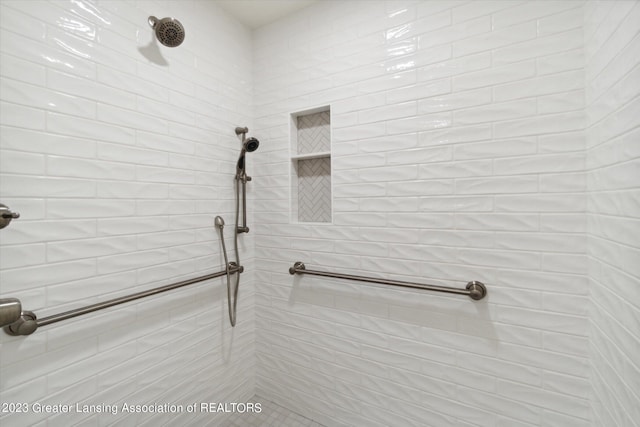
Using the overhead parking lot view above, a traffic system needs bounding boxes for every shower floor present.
[222,396,325,427]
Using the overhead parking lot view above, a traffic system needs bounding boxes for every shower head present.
[148,16,185,47]
[243,137,259,153]
[214,216,225,230]
[236,137,259,176]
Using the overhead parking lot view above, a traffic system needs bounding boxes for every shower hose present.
[216,178,243,327]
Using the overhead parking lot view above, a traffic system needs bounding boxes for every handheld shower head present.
[244,137,259,153]
[236,136,260,176]
[148,16,185,47]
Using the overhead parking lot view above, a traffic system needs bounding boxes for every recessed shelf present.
[290,107,332,224]
[291,151,331,161]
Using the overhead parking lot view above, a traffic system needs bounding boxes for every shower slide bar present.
[1,263,243,336]
[288,262,487,300]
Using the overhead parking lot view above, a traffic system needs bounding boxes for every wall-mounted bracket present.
[0,298,22,328]
[0,203,20,229]
[5,311,38,336]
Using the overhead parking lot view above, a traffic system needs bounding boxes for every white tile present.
[491,1,580,29]
[47,112,135,144]
[494,153,585,175]
[1,77,95,118]
[454,137,537,160]
[47,69,135,109]
[418,16,491,51]
[47,236,137,263]
[386,179,454,196]
[492,28,583,66]
[497,194,587,212]
[419,195,494,212]
[453,98,536,126]
[0,28,96,78]
[498,306,588,335]
[0,126,97,158]
[541,253,587,274]
[0,53,46,85]
[358,101,416,124]
[419,159,492,179]
[97,103,168,134]
[458,247,540,269]
[0,259,96,293]
[538,6,584,35]
[498,342,589,377]
[497,379,590,418]
[5,0,638,425]
[540,172,586,193]
[419,52,492,82]
[494,111,585,138]
[47,156,136,181]
[136,165,195,184]
[455,175,538,194]
[494,70,584,102]
[453,60,536,91]
[0,100,45,129]
[0,3,47,41]
[455,212,537,231]
[453,21,537,57]
[418,87,491,114]
[0,174,95,198]
[495,231,586,253]
[386,76,452,105]
[47,199,136,219]
[537,48,584,76]
[538,89,585,114]
[359,165,418,182]
[452,1,517,24]
[0,150,45,175]
[420,123,492,146]
[538,131,585,153]
[386,146,452,165]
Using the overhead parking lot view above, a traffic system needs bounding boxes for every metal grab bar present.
[3,264,244,336]
[288,262,487,301]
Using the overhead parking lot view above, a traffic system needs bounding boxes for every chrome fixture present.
[213,127,260,327]
[215,216,240,326]
[3,266,243,336]
[0,203,20,229]
[289,262,487,300]
[148,16,185,47]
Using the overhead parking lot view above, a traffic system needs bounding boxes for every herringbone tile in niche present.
[298,157,331,223]
[297,111,330,154]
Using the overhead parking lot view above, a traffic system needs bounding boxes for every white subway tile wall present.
[585,1,640,426]
[253,1,599,426]
[0,1,255,426]
[1,0,639,426]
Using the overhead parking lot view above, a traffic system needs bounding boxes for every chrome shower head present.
[148,16,185,47]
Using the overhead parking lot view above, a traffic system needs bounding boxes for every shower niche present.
[290,106,332,224]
